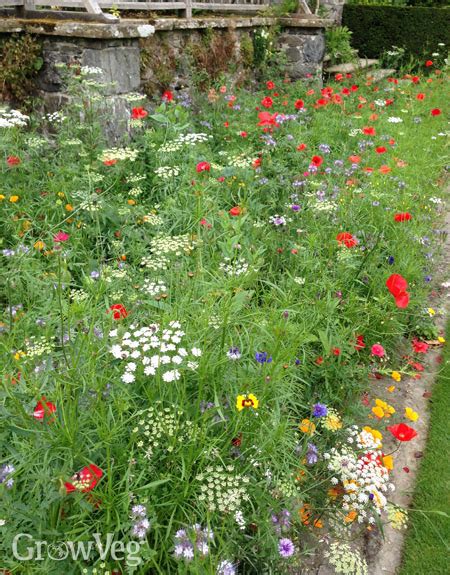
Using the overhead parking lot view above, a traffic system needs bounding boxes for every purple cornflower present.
[388,256,395,265]
[90,270,100,279]
[0,464,15,489]
[290,204,301,212]
[2,249,15,257]
[278,538,295,558]
[217,560,236,575]
[312,403,328,417]
[255,351,272,364]
[306,443,319,465]
[227,347,241,361]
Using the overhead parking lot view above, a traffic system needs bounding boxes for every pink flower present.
[371,344,385,357]
[53,231,70,243]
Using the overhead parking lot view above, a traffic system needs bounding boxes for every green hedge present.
[342,5,450,59]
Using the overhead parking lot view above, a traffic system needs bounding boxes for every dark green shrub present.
[342,5,449,59]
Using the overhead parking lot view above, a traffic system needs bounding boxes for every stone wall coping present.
[153,16,333,31]
[0,17,156,39]
[0,15,332,39]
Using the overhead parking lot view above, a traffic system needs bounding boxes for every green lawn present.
[400,322,450,574]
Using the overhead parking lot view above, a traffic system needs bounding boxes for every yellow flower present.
[299,418,316,435]
[438,336,445,343]
[373,398,395,418]
[427,307,435,316]
[0,194,5,201]
[372,406,385,419]
[34,240,45,250]
[391,371,401,382]
[322,408,342,431]
[9,195,19,203]
[236,393,259,411]
[58,192,65,198]
[14,350,26,360]
[387,385,396,393]
[65,204,74,211]
[127,199,136,206]
[382,455,394,470]
[405,407,419,422]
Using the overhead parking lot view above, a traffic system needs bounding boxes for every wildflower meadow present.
[0,62,448,574]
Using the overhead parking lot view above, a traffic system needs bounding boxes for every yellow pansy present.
[236,393,259,412]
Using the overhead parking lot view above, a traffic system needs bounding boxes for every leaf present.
[150,113,169,125]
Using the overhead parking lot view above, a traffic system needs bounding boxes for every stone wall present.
[0,15,331,140]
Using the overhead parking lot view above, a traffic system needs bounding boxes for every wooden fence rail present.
[0,0,295,20]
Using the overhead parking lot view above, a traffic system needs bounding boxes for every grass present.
[400,321,450,574]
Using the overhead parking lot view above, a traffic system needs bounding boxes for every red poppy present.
[431,108,441,116]
[387,423,417,442]
[65,464,103,494]
[103,159,117,166]
[375,146,387,154]
[131,107,148,120]
[6,156,20,166]
[229,206,241,216]
[297,143,307,151]
[108,304,128,320]
[162,90,173,102]
[196,161,210,173]
[335,73,343,81]
[416,93,425,100]
[386,274,410,308]
[332,347,341,356]
[266,81,275,90]
[336,232,358,248]
[252,158,262,169]
[257,112,279,128]
[33,397,56,421]
[394,213,412,222]
[348,155,361,164]
[355,334,366,350]
[261,96,273,109]
[199,218,211,228]
[311,155,323,167]
[294,99,304,110]
[425,60,433,67]
[412,339,429,354]
[315,356,324,365]
[363,127,376,136]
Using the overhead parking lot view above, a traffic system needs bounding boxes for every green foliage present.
[240,33,255,68]
[342,5,450,60]
[325,26,357,65]
[0,34,43,106]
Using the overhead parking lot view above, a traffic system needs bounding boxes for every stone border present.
[0,15,332,38]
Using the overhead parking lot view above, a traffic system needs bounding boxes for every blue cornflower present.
[312,403,328,417]
[255,351,272,364]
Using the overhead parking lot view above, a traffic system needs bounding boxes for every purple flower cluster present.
[0,464,15,489]
[306,443,319,466]
[130,504,150,539]
[174,524,214,562]
[227,346,242,361]
[271,509,291,535]
[217,559,236,575]
[255,351,272,364]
